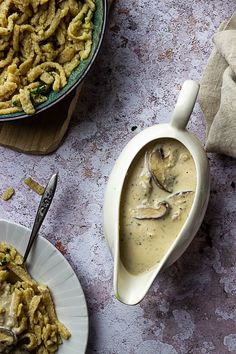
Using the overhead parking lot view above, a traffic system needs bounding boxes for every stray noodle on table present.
[0,0,95,115]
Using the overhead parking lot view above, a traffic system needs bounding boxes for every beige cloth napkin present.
[198,12,236,158]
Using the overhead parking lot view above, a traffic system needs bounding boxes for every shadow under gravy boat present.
[103,80,210,305]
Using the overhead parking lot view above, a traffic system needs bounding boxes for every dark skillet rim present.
[0,0,108,122]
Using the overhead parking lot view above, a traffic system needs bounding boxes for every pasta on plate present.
[0,0,95,115]
[0,242,70,354]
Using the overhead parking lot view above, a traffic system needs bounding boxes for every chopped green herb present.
[32,94,47,105]
[11,98,21,107]
[30,83,50,97]
[0,257,8,266]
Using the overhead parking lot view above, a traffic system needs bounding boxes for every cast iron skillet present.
[0,0,108,122]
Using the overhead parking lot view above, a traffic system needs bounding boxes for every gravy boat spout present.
[103,80,210,305]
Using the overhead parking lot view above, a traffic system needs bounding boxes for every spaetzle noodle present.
[0,0,95,115]
[0,242,71,353]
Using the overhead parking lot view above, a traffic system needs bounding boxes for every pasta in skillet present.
[0,0,95,115]
[0,242,70,353]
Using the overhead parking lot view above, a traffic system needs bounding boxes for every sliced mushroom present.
[167,190,194,203]
[138,152,153,197]
[167,191,194,218]
[132,201,170,220]
[148,146,176,193]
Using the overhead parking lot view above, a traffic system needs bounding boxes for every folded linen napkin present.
[198,12,236,158]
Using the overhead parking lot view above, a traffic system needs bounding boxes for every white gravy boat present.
[103,80,210,305]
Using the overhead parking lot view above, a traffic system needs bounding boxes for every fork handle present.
[23,173,58,263]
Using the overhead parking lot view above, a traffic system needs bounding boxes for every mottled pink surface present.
[1,1,236,353]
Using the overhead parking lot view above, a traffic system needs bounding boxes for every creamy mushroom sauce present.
[0,283,15,353]
[120,138,196,274]
[0,284,42,354]
[0,283,15,328]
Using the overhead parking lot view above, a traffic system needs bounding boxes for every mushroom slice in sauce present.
[132,201,170,220]
[148,146,176,193]
[167,191,195,220]
[167,190,194,203]
[138,152,153,198]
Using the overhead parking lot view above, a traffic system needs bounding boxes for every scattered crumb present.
[24,177,45,195]
[131,126,137,131]
[1,187,15,201]
[55,240,67,255]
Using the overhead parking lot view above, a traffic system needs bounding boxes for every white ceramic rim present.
[0,219,88,354]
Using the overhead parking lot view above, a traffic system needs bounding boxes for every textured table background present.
[1,1,236,353]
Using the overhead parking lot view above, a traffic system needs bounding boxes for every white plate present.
[0,219,88,354]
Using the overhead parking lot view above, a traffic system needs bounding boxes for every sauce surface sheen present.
[120,138,196,274]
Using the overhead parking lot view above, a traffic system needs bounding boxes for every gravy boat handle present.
[170,80,199,130]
